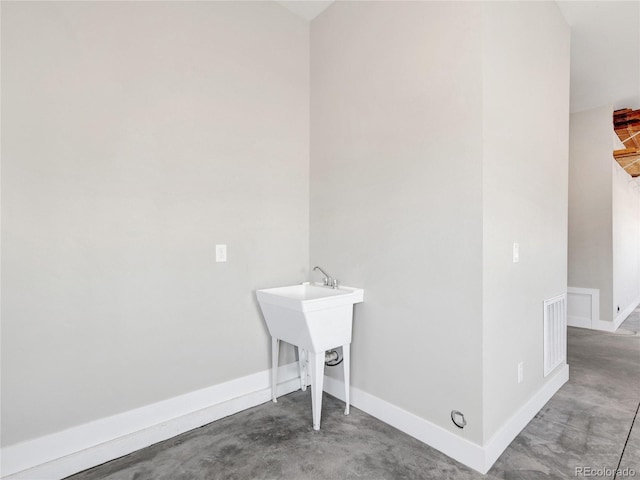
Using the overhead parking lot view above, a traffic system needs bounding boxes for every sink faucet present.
[313,266,339,289]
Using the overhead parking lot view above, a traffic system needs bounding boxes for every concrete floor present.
[68,312,640,480]
[619,307,640,335]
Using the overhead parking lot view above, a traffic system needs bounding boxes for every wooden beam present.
[614,148,640,159]
[613,108,640,176]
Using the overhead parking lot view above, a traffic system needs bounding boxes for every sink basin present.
[256,282,363,351]
[257,283,362,308]
[256,281,364,430]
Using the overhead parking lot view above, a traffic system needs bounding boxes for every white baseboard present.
[1,363,302,480]
[613,295,640,329]
[324,364,569,475]
[593,316,623,332]
[483,363,569,469]
[567,315,591,329]
[322,376,486,473]
[568,287,640,332]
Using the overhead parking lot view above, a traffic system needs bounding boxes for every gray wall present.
[2,0,574,456]
[568,105,640,324]
[1,1,309,446]
[612,161,640,319]
[311,1,485,444]
[310,0,569,446]
[568,106,615,321]
[481,1,570,442]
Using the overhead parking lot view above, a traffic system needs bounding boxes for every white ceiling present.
[557,1,640,113]
[276,1,640,113]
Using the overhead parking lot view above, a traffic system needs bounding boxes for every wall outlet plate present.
[513,242,520,263]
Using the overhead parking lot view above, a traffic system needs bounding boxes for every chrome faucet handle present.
[314,266,330,285]
[314,266,338,288]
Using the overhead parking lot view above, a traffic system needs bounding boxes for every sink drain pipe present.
[325,349,343,367]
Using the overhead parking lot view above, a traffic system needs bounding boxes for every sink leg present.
[343,344,350,415]
[298,347,307,391]
[310,351,325,430]
[271,337,279,403]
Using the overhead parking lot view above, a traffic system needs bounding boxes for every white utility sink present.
[256,282,364,430]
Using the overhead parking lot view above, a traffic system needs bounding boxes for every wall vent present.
[543,293,567,377]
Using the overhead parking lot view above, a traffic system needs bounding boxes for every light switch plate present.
[517,362,524,383]
[216,244,227,262]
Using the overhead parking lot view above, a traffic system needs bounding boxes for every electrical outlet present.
[216,244,227,262]
[517,362,524,384]
[513,243,520,263]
